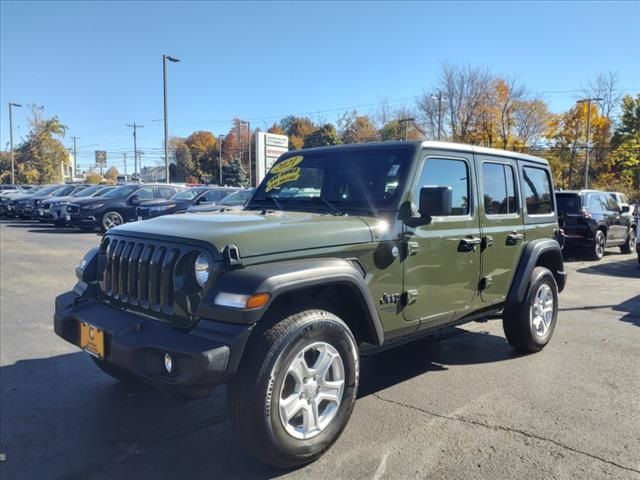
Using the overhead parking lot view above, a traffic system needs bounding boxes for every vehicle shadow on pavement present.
[358,327,515,398]
[575,257,640,278]
[27,227,99,235]
[0,329,514,479]
[559,294,640,327]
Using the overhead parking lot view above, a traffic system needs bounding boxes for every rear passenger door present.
[476,156,524,304]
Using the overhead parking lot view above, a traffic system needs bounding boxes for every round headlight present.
[194,253,210,287]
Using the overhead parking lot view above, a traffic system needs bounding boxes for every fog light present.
[164,353,173,373]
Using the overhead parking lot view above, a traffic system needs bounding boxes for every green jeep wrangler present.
[54,141,566,468]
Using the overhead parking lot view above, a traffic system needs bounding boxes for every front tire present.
[589,229,606,260]
[100,211,124,232]
[229,309,359,469]
[621,227,635,254]
[503,266,559,353]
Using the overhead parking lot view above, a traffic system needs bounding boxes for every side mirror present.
[621,205,630,213]
[129,194,140,205]
[419,186,452,218]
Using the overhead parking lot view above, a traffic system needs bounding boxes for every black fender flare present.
[197,258,384,345]
[507,239,566,305]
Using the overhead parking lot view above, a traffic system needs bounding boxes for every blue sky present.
[1,0,639,171]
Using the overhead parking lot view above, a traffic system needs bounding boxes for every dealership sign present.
[256,132,289,184]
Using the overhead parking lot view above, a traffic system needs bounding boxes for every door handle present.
[506,232,524,245]
[459,237,482,252]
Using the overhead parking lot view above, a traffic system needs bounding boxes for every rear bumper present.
[54,290,253,397]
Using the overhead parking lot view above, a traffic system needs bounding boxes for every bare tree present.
[513,98,552,147]
[583,71,622,122]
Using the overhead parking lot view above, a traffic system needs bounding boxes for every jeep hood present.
[114,210,374,258]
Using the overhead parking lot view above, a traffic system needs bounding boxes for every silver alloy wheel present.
[530,283,554,337]
[278,341,345,440]
[102,212,123,230]
[595,231,605,258]
[629,229,636,250]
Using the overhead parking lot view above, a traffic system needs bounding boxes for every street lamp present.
[218,134,224,186]
[8,102,22,185]
[576,97,603,189]
[239,120,251,187]
[430,91,446,141]
[163,54,180,183]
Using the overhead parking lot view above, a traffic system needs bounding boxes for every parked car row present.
[556,189,637,261]
[1,182,255,233]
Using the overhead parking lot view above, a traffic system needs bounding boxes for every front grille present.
[97,234,218,326]
[67,205,79,214]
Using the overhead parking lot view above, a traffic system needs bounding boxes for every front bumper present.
[54,290,254,397]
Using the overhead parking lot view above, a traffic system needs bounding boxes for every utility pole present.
[126,123,143,177]
[163,54,180,184]
[576,97,603,189]
[8,102,22,185]
[218,134,224,186]
[123,153,127,176]
[71,136,78,177]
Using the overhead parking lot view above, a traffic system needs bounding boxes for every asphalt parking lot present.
[1,219,639,480]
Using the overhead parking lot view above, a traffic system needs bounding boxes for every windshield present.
[100,185,139,199]
[249,146,414,213]
[219,188,255,206]
[94,186,115,197]
[52,185,77,197]
[35,185,64,196]
[73,185,103,197]
[172,188,204,201]
[556,193,582,213]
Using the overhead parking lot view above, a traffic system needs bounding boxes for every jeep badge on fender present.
[54,141,566,469]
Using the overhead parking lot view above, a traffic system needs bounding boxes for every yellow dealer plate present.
[80,322,105,359]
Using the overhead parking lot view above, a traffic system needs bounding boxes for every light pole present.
[239,120,251,187]
[576,97,603,189]
[8,102,22,185]
[398,118,415,141]
[431,92,445,141]
[218,134,224,186]
[163,54,180,183]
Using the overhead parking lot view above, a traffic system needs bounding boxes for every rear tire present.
[229,309,359,469]
[503,266,558,353]
[620,227,635,254]
[589,229,606,260]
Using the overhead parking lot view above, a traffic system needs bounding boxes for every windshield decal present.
[266,167,301,192]
[270,155,303,175]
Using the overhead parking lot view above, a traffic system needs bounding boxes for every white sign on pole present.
[256,132,289,184]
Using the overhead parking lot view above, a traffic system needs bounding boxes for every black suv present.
[136,186,239,220]
[556,190,635,260]
[10,184,64,219]
[66,184,183,232]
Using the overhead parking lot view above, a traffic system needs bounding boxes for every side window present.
[482,162,517,215]
[522,166,553,215]
[157,187,174,199]
[135,187,154,200]
[416,158,470,216]
[587,194,602,212]
[604,194,619,212]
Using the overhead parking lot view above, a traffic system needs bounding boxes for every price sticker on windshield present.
[266,167,301,192]
[270,155,303,174]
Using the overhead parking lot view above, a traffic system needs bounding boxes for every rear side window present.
[203,190,227,202]
[522,166,553,215]
[556,194,581,213]
[135,187,154,200]
[482,162,517,215]
[157,187,175,199]
[416,158,470,216]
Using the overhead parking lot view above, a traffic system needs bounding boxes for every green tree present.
[222,158,248,187]
[611,94,640,148]
[14,105,68,184]
[303,124,340,148]
[170,137,197,182]
[185,131,218,180]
